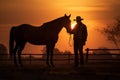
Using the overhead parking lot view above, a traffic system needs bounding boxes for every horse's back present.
[13,23,58,45]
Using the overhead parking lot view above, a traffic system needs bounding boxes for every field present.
[0,61,120,80]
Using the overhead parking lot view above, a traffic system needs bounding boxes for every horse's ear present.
[68,14,71,18]
[64,14,67,17]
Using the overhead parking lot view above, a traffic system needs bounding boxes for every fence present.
[85,48,120,63]
[0,48,120,65]
[0,53,74,65]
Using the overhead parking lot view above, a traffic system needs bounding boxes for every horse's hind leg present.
[18,42,26,67]
[13,44,19,67]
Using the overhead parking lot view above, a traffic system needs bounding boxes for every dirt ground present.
[0,62,120,80]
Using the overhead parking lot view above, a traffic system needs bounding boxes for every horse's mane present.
[41,16,64,28]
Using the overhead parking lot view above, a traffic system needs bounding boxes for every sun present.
[71,22,77,30]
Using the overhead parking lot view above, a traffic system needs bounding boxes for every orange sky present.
[0,0,120,54]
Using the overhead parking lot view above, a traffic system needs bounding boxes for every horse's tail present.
[9,27,16,59]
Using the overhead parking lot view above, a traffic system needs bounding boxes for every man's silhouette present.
[70,16,88,67]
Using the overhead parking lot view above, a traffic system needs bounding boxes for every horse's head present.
[63,14,71,33]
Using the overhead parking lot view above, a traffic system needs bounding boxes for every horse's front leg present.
[50,44,55,67]
[46,45,51,67]
[50,50,55,67]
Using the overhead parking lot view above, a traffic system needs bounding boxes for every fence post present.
[29,54,32,64]
[86,48,89,64]
[68,53,70,64]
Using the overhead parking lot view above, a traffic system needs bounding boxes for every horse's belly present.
[27,36,58,45]
[28,38,48,45]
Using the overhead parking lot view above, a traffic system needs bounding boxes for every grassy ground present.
[0,62,120,80]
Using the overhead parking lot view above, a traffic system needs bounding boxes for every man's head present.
[74,16,83,22]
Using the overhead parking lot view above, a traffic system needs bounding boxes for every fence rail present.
[0,53,74,64]
[85,48,120,63]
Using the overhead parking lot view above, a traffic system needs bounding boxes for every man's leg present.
[79,45,84,65]
[74,40,79,67]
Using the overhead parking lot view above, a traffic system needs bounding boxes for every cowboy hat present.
[74,16,83,21]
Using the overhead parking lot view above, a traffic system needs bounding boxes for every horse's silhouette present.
[9,14,71,67]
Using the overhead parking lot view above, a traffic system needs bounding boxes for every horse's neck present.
[40,20,64,35]
[52,22,64,35]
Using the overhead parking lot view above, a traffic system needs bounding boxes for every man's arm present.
[83,25,88,41]
[69,24,78,34]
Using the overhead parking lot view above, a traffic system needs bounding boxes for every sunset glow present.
[71,23,77,30]
[0,0,120,53]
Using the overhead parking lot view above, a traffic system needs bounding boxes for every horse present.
[9,14,71,67]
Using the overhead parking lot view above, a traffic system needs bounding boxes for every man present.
[70,16,88,67]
